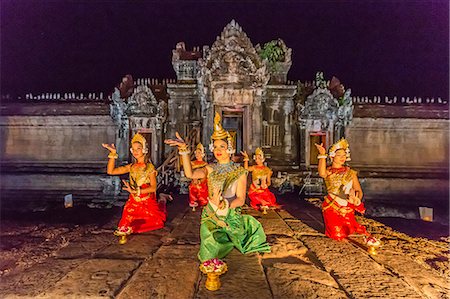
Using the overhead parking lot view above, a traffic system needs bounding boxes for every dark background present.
[1,0,448,98]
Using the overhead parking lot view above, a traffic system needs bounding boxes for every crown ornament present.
[328,138,351,161]
[209,112,235,154]
[131,133,148,153]
[196,143,206,157]
[211,112,231,141]
[254,147,265,160]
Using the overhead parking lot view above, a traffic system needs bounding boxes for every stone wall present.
[1,115,116,165]
[0,109,118,208]
[346,117,449,175]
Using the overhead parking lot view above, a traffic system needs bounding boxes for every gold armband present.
[178,145,191,156]
[317,154,327,159]
[108,152,118,159]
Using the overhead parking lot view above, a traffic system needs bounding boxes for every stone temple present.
[0,20,448,224]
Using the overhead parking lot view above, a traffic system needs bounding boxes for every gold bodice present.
[251,166,272,180]
[207,162,247,199]
[129,163,156,188]
[324,167,356,195]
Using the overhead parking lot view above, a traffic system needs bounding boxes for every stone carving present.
[198,19,270,97]
[297,72,353,131]
[172,42,200,82]
[126,85,159,116]
[110,79,168,166]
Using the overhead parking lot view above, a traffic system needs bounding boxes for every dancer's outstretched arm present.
[102,143,130,175]
[164,132,207,179]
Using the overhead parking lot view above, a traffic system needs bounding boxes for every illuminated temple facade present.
[1,21,448,222]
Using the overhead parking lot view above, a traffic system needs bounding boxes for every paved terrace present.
[0,195,448,299]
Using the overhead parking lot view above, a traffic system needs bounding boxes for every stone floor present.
[0,195,449,298]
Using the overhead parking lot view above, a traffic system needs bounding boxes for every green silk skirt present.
[198,203,271,262]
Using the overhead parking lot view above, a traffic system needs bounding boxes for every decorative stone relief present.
[198,19,270,102]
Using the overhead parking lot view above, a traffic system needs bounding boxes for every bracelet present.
[108,152,118,159]
[137,187,141,196]
[317,154,327,159]
[219,198,229,210]
[178,145,191,156]
[243,158,249,162]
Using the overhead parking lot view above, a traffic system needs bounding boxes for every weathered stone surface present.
[285,219,324,236]
[299,236,422,298]
[169,209,201,245]
[241,207,261,218]
[347,118,449,174]
[35,259,140,298]
[266,263,347,299]
[1,200,447,299]
[371,251,450,298]
[95,234,162,260]
[0,259,83,298]
[357,216,450,278]
[154,244,200,260]
[117,245,200,299]
[258,217,293,236]
[256,209,281,219]
[275,209,296,220]
[196,250,272,299]
[263,235,308,259]
[55,233,114,259]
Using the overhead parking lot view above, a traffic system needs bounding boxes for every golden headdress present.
[131,133,148,153]
[196,143,205,155]
[211,112,230,141]
[209,112,235,153]
[328,138,351,161]
[254,147,265,160]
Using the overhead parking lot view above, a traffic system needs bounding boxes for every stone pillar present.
[263,85,297,164]
[166,84,200,153]
[250,89,263,152]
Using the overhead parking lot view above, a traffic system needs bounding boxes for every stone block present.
[258,217,293,236]
[117,245,200,299]
[35,259,140,298]
[0,259,83,298]
[55,233,115,259]
[196,250,272,299]
[266,263,347,298]
[95,234,162,260]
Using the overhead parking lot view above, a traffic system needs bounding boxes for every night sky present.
[1,0,448,98]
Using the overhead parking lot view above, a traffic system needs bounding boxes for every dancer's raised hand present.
[164,132,187,148]
[102,143,117,153]
[314,143,326,155]
[240,150,249,160]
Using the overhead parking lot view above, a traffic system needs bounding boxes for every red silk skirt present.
[188,179,209,207]
[322,195,367,240]
[248,183,278,210]
[118,184,167,233]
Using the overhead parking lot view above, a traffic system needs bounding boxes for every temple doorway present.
[222,110,244,154]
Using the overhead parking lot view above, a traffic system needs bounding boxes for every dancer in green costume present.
[165,112,270,261]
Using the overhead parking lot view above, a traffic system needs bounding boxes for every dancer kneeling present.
[315,139,379,247]
[242,148,279,213]
[102,133,167,244]
[165,113,270,262]
[188,143,209,211]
